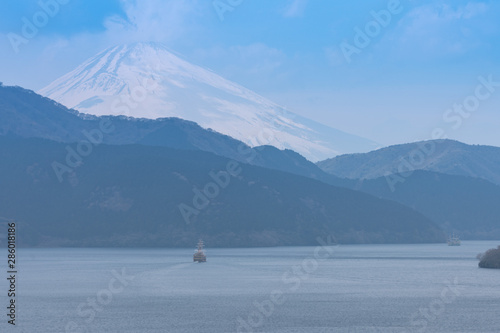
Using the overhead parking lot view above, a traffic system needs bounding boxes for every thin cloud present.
[193,43,287,79]
[378,1,492,60]
[104,0,204,44]
[283,0,308,18]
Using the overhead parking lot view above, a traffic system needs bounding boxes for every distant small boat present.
[447,233,461,246]
[193,239,207,262]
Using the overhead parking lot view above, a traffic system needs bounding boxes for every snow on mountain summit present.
[39,42,378,161]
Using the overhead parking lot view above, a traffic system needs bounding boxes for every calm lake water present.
[2,241,500,332]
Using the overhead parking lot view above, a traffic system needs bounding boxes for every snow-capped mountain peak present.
[39,42,378,161]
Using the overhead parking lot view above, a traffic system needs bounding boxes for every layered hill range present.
[0,84,342,183]
[38,42,378,162]
[2,83,500,245]
[0,84,442,247]
[317,140,500,185]
[317,141,500,239]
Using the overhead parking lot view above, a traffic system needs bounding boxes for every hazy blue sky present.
[0,0,499,146]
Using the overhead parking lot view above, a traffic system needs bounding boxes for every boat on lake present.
[193,239,207,262]
[447,233,461,246]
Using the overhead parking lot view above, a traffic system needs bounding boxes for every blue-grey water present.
[2,241,500,332]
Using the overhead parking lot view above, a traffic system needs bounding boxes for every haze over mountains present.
[2,41,500,247]
[38,42,378,162]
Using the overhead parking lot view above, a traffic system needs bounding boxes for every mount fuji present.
[39,42,378,161]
